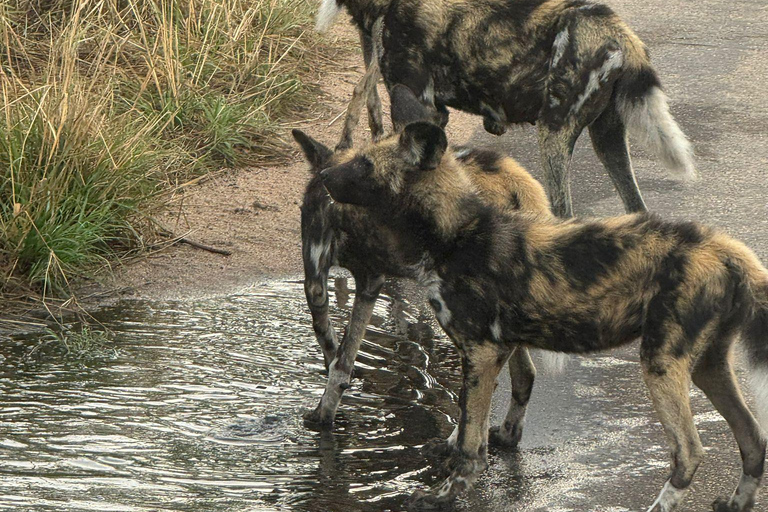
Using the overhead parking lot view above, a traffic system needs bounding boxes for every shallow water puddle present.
[1,280,463,512]
[1,280,743,512]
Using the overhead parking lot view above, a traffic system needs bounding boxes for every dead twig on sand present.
[156,229,233,256]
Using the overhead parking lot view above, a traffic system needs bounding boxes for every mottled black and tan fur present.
[316,0,696,217]
[319,120,768,512]
[295,86,550,448]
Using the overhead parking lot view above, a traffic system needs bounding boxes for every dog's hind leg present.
[589,101,648,213]
[489,345,536,449]
[361,30,384,142]
[304,272,386,426]
[541,27,625,217]
[409,341,511,508]
[693,345,765,512]
[538,125,579,218]
[336,29,384,151]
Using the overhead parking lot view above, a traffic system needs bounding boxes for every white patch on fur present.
[428,282,452,327]
[572,49,624,114]
[421,78,435,105]
[619,86,697,181]
[310,241,330,271]
[414,264,452,327]
[447,425,459,447]
[551,28,570,67]
[537,351,569,374]
[454,147,472,159]
[315,0,342,32]
[646,481,688,512]
[490,317,502,341]
[748,367,768,435]
[730,472,761,510]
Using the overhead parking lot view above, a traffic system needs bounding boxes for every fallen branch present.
[157,229,232,256]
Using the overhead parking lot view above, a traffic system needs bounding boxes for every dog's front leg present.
[304,273,385,427]
[408,341,510,509]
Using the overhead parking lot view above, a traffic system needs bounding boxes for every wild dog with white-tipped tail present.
[319,120,767,512]
[315,0,697,218]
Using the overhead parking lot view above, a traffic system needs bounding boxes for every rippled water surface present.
[2,278,750,512]
[1,280,464,512]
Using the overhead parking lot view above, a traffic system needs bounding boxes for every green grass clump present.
[0,0,320,297]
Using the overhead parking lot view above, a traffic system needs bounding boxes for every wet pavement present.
[3,0,768,510]
[461,0,768,509]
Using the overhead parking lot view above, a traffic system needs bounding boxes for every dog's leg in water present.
[303,238,337,369]
[304,273,385,426]
[408,341,511,509]
[692,345,765,512]
[588,102,648,213]
[489,346,536,449]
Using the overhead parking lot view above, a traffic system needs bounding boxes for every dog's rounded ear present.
[399,122,448,171]
[292,129,333,170]
[390,84,436,132]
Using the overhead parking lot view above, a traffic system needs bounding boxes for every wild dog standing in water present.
[319,120,768,512]
[316,0,696,217]
[295,86,552,450]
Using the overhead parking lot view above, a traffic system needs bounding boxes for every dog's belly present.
[506,307,644,354]
[434,69,545,126]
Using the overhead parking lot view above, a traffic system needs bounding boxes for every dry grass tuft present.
[1,0,322,300]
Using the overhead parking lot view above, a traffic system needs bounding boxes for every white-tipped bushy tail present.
[537,351,569,374]
[619,86,697,181]
[315,0,342,32]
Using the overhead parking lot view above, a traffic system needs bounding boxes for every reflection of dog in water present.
[295,85,551,455]
[318,112,768,512]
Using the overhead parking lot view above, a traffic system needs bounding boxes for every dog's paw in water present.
[302,406,334,430]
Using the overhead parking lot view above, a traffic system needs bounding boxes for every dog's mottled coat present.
[319,120,768,512]
[317,0,696,217]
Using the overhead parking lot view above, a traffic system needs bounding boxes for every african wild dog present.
[316,0,696,218]
[318,119,768,512]
[296,85,551,450]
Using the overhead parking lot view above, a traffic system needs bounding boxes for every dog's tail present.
[315,0,343,32]
[615,64,697,181]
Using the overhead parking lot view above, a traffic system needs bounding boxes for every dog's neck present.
[406,155,483,240]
